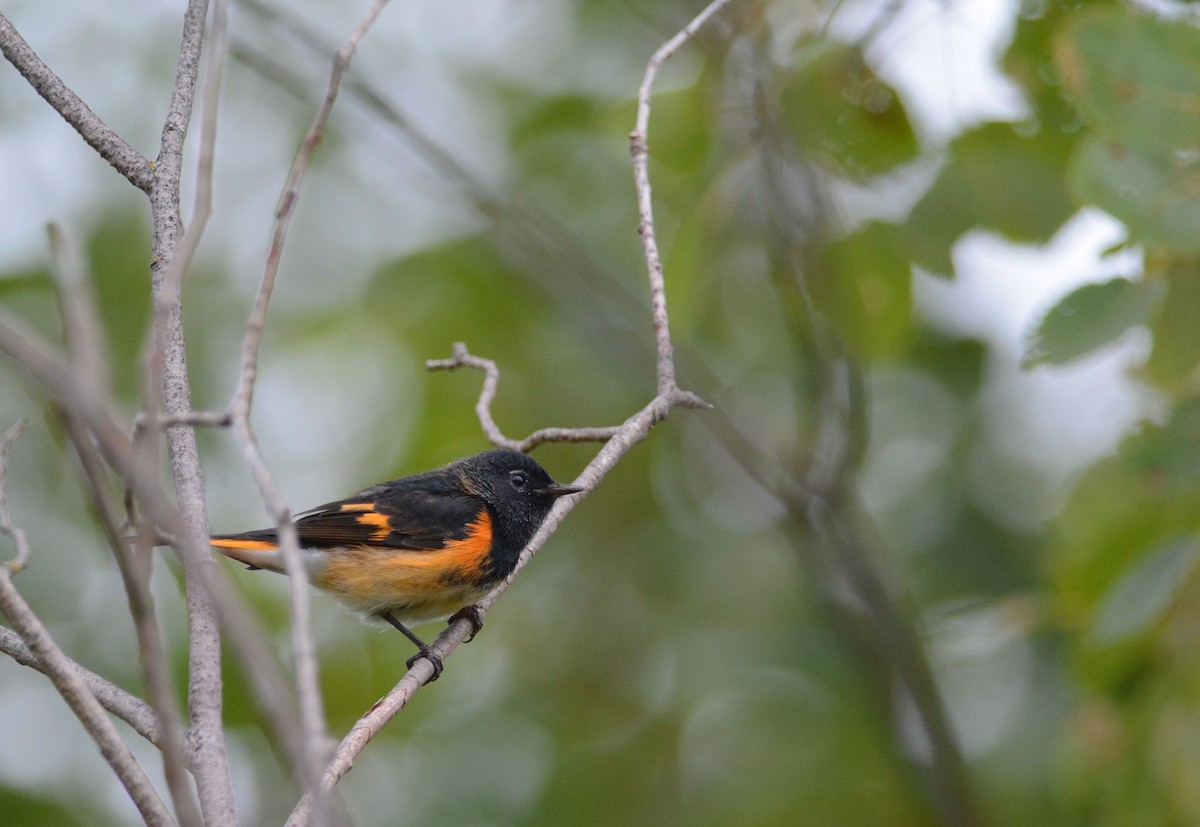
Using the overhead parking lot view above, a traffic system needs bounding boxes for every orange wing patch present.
[339,503,374,512]
[353,510,392,541]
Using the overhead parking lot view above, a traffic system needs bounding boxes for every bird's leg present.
[380,611,442,680]
[447,605,484,643]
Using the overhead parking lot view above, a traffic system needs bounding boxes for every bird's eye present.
[510,471,528,491]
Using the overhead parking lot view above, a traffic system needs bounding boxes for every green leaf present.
[1092,537,1199,644]
[1023,277,1164,367]
[779,39,918,180]
[1056,8,1200,252]
[1069,136,1200,253]
[906,123,1076,275]
[1056,8,1200,161]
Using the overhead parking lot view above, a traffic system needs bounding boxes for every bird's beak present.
[538,483,585,498]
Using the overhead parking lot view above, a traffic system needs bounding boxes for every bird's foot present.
[406,646,443,681]
[448,605,484,642]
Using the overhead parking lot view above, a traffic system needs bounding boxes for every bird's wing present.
[211,480,484,552]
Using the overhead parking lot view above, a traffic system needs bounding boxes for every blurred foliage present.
[1023,277,1162,367]
[3,1,1200,826]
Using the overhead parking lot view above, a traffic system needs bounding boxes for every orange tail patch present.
[210,538,285,573]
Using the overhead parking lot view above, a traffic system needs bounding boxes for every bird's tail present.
[209,534,286,573]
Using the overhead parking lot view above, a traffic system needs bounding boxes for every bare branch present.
[146,2,242,820]
[0,461,175,825]
[630,0,731,400]
[126,10,229,822]
[217,1,393,813]
[0,12,155,192]
[55,407,202,827]
[426,343,623,451]
[0,625,170,749]
[233,0,391,415]
[1,14,239,806]
[45,220,199,825]
[0,305,315,798]
[158,0,231,314]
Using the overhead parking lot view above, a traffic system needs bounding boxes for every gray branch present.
[0,12,154,192]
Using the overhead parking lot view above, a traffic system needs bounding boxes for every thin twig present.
[221,1,392,813]
[0,456,176,826]
[0,305,313,793]
[426,343,623,451]
[57,408,202,827]
[630,0,732,400]
[0,625,170,749]
[46,224,201,827]
[0,12,155,192]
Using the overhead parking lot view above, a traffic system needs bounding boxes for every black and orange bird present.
[210,449,583,678]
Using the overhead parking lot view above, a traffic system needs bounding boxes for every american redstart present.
[210,448,583,678]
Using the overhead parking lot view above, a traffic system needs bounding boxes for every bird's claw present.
[406,646,444,681]
[448,605,484,642]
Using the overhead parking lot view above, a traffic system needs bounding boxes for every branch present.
[0,423,175,826]
[630,0,732,400]
[0,311,319,826]
[0,305,313,800]
[46,223,201,827]
[58,407,202,827]
[0,12,155,192]
[212,1,394,812]
[285,396,670,827]
[147,2,241,821]
[0,625,170,750]
[426,343,623,451]
[0,576,176,826]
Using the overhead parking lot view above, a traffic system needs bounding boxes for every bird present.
[210,448,583,678]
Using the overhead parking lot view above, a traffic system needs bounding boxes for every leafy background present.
[2,0,1200,824]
